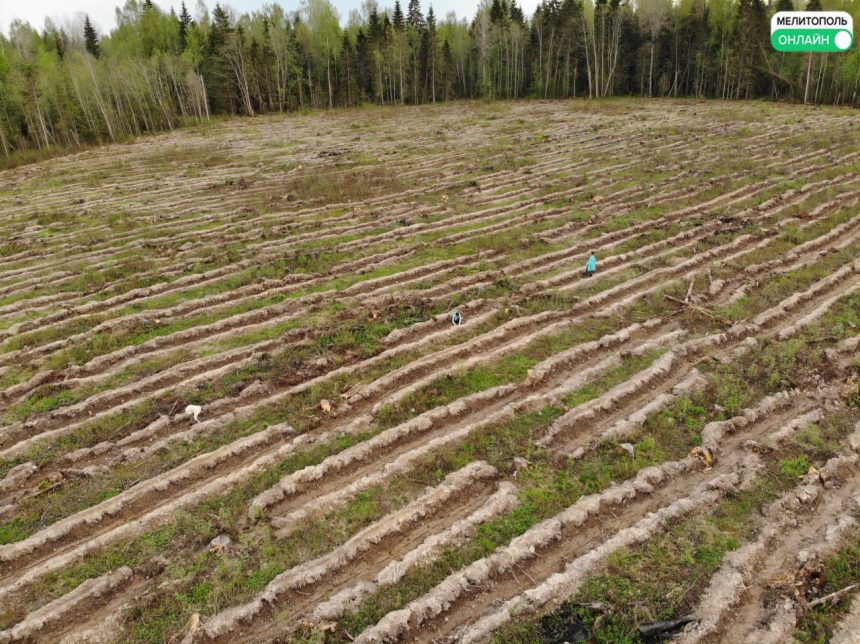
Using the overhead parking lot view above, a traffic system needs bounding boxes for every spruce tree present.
[509,0,525,23]
[424,6,437,102]
[733,0,768,98]
[490,0,504,24]
[441,38,453,99]
[83,15,100,58]
[339,31,359,106]
[179,1,192,50]
[393,0,405,31]
[368,8,383,42]
[355,29,371,98]
[210,4,231,46]
[407,0,423,28]
[205,4,234,113]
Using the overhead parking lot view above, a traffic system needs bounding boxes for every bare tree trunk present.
[143,65,174,130]
[388,57,394,104]
[670,34,680,96]
[377,56,384,105]
[0,116,10,157]
[70,73,98,136]
[326,53,333,109]
[198,71,210,120]
[273,49,284,111]
[545,30,554,97]
[118,70,144,133]
[563,48,570,96]
[399,45,404,104]
[413,45,419,102]
[29,84,51,149]
[814,52,826,103]
[85,59,116,142]
[346,53,353,107]
[537,24,543,94]
[649,40,654,97]
[582,18,593,98]
[431,43,436,103]
[512,33,518,97]
[170,67,188,118]
[599,9,606,92]
[852,58,860,105]
[603,10,622,96]
[592,15,600,94]
[672,33,679,95]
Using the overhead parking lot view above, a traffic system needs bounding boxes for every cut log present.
[638,614,698,637]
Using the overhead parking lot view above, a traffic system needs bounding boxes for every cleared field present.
[0,98,858,643]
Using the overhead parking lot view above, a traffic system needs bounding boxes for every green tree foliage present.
[407,0,424,28]
[393,1,405,31]
[83,16,100,58]
[178,2,192,50]
[0,0,859,159]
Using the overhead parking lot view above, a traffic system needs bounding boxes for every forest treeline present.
[0,0,858,158]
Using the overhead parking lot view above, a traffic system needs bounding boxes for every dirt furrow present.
[5,145,840,426]
[0,566,134,643]
[252,330,683,526]
[831,590,860,644]
[356,458,756,643]
[403,395,844,643]
[3,128,836,368]
[3,209,850,539]
[682,430,860,644]
[547,264,860,453]
[195,461,499,638]
[201,477,518,643]
[0,102,856,644]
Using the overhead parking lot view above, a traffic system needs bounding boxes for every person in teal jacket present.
[585,252,597,277]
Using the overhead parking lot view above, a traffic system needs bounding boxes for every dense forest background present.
[0,0,858,158]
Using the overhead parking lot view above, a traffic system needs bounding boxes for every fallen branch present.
[515,563,537,585]
[665,295,733,326]
[808,583,860,608]
[32,481,62,497]
[684,277,695,303]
